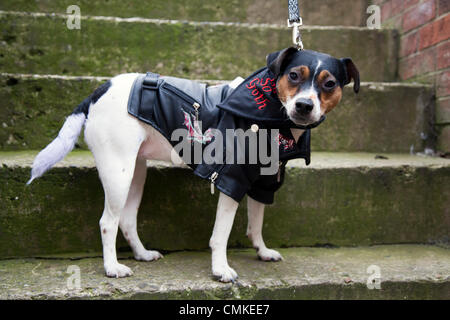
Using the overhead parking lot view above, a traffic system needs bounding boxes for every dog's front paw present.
[258,248,283,262]
[134,250,163,262]
[212,264,238,283]
[105,262,133,278]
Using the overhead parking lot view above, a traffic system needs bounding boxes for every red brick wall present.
[373,0,450,152]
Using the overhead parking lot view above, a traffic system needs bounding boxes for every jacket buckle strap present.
[142,72,160,90]
[139,72,160,120]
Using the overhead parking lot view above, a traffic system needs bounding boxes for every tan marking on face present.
[276,66,310,103]
[317,69,330,84]
[320,87,342,113]
[295,65,310,80]
[317,70,342,114]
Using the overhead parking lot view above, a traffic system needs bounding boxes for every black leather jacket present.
[127,69,314,204]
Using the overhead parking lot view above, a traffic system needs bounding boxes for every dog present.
[28,47,359,282]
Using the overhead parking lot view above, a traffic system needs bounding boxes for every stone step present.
[0,151,448,258]
[0,11,397,82]
[0,245,449,299]
[0,0,370,27]
[0,74,434,153]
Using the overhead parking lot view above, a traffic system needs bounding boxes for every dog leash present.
[287,0,304,50]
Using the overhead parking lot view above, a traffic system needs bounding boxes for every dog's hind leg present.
[119,157,163,262]
[86,120,145,277]
[93,146,141,278]
[83,73,155,277]
[247,196,283,262]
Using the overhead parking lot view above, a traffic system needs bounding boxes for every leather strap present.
[139,72,160,120]
[142,72,159,89]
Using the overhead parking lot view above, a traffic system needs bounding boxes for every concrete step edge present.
[1,151,449,170]
[0,10,383,30]
[0,72,432,89]
[0,245,449,299]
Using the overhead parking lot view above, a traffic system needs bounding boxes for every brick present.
[413,72,437,85]
[439,0,450,16]
[381,0,407,21]
[437,40,450,69]
[399,57,416,80]
[382,1,393,21]
[437,70,450,97]
[400,31,419,57]
[399,48,436,80]
[419,13,450,49]
[391,0,406,16]
[404,0,420,9]
[403,0,436,31]
[436,97,450,124]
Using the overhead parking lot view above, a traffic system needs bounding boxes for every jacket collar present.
[218,67,326,129]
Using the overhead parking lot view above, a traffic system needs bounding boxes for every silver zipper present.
[193,102,200,120]
[210,171,219,194]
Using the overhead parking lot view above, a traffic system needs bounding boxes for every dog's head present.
[267,47,360,127]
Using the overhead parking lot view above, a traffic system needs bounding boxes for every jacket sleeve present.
[247,162,286,205]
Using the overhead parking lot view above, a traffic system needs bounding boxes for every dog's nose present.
[295,98,314,115]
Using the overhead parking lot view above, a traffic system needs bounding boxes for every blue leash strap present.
[287,0,304,50]
[288,0,301,23]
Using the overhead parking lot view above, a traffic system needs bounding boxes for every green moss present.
[0,156,448,257]
[0,0,368,26]
[0,75,102,150]
[0,14,396,81]
[0,77,433,152]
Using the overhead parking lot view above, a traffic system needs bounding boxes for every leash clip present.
[287,19,304,50]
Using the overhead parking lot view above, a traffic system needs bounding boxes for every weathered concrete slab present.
[0,151,448,258]
[0,246,448,299]
[0,12,397,82]
[0,75,434,153]
[0,0,370,26]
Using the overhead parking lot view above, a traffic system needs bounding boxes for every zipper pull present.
[210,171,219,195]
[193,102,200,120]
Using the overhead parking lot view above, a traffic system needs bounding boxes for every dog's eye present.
[288,72,299,82]
[323,80,336,90]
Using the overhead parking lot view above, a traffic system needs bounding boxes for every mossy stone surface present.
[0,75,100,151]
[0,151,448,258]
[0,0,370,26]
[0,13,397,81]
[0,76,433,153]
[0,245,449,299]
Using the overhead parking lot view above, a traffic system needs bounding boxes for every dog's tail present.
[27,80,111,185]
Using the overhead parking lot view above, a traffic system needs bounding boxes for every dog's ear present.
[341,58,360,93]
[267,47,299,78]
